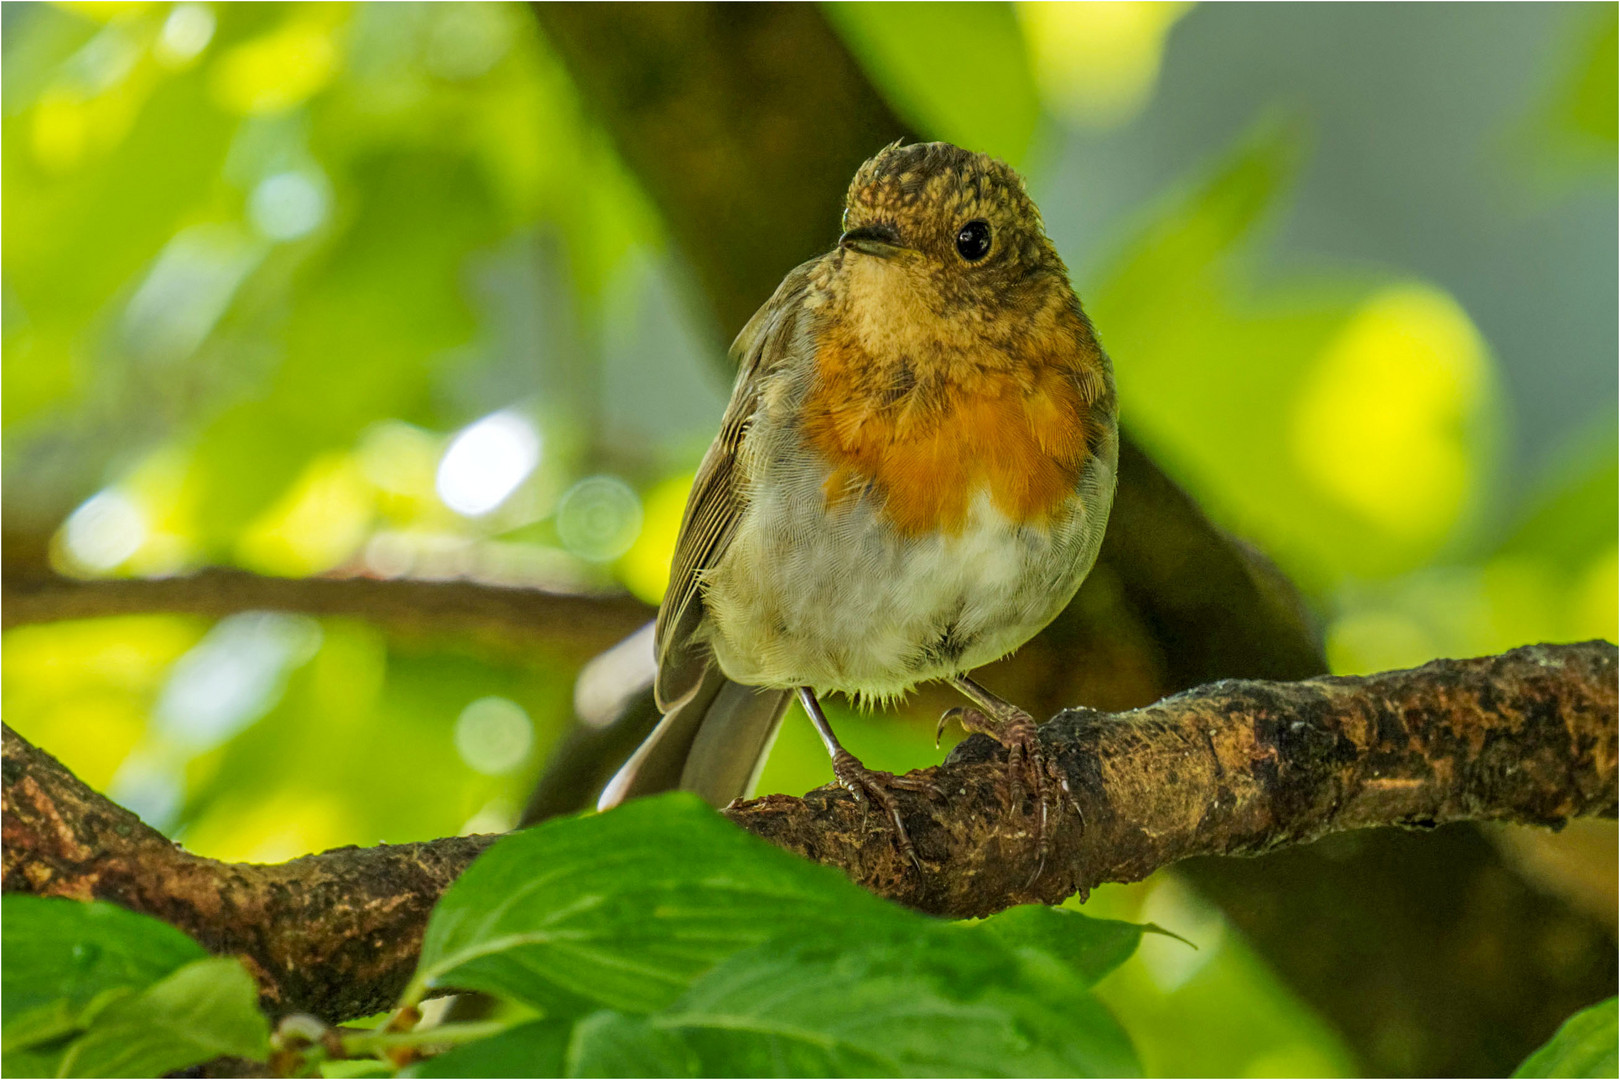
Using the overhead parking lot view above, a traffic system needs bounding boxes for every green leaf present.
[411,923,1139,1079]
[412,1015,700,1079]
[971,903,1163,987]
[1,896,208,1022]
[321,1061,395,1079]
[407,795,1143,1077]
[58,957,270,1078]
[2,988,135,1054]
[1514,997,1618,1079]
[570,1012,699,1078]
[410,793,916,1014]
[419,1013,697,1080]
[407,1020,572,1079]
[659,922,1141,1078]
[2,1045,71,1080]
[1496,423,1618,574]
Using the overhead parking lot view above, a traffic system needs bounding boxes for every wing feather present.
[653,265,813,709]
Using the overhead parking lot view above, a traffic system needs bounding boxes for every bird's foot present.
[938,701,1080,874]
[830,748,924,872]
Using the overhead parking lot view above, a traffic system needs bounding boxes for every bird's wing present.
[653,264,814,710]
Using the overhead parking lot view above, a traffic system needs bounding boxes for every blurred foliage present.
[824,3,1041,166]
[2,3,1615,1077]
[1079,879,1356,1078]
[1515,5,1619,187]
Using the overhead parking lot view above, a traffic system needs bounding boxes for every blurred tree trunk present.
[529,3,1617,1074]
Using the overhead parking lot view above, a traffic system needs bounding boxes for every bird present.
[599,141,1118,862]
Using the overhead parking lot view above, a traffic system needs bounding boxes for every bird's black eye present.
[955,219,992,262]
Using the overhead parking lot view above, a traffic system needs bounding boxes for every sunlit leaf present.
[661,923,1139,1077]
[407,1020,573,1079]
[58,956,269,1077]
[1290,283,1491,544]
[208,9,341,116]
[1,896,206,1022]
[1092,119,1502,585]
[1513,996,1618,1079]
[618,470,694,605]
[409,793,916,1014]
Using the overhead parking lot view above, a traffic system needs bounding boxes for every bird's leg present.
[939,675,1080,864]
[798,687,923,871]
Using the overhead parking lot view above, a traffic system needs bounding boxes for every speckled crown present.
[842,142,1042,235]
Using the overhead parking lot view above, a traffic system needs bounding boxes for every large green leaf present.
[411,925,1139,1078]
[1,896,207,1041]
[407,1020,573,1078]
[1,898,267,1078]
[409,1014,698,1080]
[1514,997,1618,1079]
[409,793,918,1014]
[568,1011,700,1078]
[58,956,268,1078]
[408,795,1148,1077]
[660,922,1138,1078]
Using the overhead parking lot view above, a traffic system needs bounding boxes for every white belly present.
[700,480,1104,702]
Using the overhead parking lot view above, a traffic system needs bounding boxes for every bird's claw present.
[937,702,1081,877]
[831,748,923,873]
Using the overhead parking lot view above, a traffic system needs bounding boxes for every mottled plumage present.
[603,142,1119,835]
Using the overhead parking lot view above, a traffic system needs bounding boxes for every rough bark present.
[1,723,500,1021]
[738,642,1618,911]
[5,643,1613,1024]
[0,722,500,1021]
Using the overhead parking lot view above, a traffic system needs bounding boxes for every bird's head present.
[837,141,1068,318]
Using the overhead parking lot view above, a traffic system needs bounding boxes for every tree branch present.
[1,721,501,1021]
[741,642,1617,912]
[5,642,1613,1023]
[0,567,652,662]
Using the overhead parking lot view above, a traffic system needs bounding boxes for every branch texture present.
[741,642,1617,911]
[4,642,1612,1023]
[0,723,499,1020]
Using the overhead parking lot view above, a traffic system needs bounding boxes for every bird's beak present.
[839,223,905,258]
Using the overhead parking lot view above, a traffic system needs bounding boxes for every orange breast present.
[801,328,1095,538]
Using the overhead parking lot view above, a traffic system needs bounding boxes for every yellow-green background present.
[4,4,1615,1076]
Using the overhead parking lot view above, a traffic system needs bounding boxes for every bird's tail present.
[598,664,791,810]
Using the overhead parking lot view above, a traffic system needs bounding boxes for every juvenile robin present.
[600,141,1118,861]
